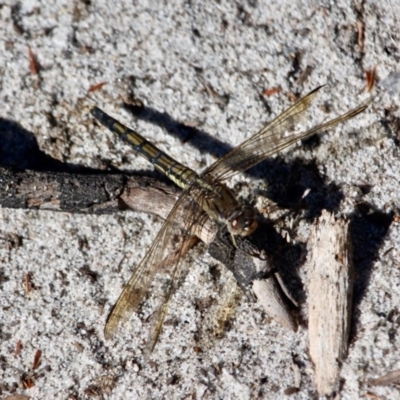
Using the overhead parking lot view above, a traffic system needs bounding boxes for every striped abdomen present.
[91,107,198,190]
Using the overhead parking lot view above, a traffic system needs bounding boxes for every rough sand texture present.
[1,1,399,399]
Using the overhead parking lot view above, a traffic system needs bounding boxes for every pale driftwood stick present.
[0,167,296,331]
[308,210,354,396]
[253,279,297,331]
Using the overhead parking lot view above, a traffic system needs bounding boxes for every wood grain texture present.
[308,210,354,396]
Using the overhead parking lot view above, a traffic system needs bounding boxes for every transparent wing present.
[104,184,204,344]
[142,191,206,359]
[204,87,372,181]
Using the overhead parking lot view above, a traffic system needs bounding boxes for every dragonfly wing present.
[104,185,203,342]
[142,237,194,359]
[204,87,372,182]
[142,192,206,359]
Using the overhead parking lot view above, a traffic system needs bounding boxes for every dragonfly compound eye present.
[228,206,258,236]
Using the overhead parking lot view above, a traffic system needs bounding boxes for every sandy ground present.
[1,1,400,399]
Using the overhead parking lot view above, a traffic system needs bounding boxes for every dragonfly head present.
[228,205,258,236]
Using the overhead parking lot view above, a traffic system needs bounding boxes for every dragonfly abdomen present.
[91,107,199,189]
[123,129,198,189]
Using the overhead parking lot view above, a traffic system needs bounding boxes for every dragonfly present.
[91,86,372,357]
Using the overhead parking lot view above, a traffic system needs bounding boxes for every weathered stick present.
[308,210,354,396]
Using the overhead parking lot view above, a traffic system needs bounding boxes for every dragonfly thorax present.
[200,181,258,237]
